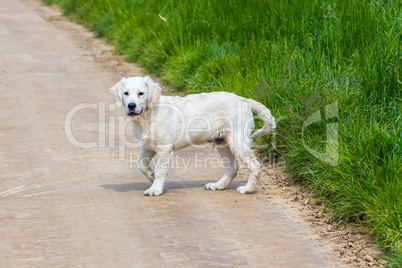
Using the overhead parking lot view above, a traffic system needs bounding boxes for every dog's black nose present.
[128,103,136,110]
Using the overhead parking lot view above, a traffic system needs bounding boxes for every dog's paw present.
[205,183,223,191]
[236,186,254,194]
[144,187,163,196]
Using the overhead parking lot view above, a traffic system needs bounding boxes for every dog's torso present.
[132,92,254,151]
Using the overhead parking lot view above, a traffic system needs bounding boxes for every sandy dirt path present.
[0,0,343,267]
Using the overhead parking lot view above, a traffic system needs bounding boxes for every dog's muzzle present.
[127,102,143,117]
[127,109,143,117]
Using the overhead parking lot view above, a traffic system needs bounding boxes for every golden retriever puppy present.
[110,76,275,196]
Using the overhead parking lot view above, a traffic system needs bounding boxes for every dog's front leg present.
[143,148,173,196]
[138,146,156,183]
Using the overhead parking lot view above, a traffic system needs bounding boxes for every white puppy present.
[110,76,276,196]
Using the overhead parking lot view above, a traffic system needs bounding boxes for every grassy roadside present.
[43,0,401,264]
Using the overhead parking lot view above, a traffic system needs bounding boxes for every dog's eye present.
[124,92,129,96]
[138,92,144,97]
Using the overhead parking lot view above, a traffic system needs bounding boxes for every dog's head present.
[110,76,161,118]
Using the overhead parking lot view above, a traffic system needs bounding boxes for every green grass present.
[43,0,402,264]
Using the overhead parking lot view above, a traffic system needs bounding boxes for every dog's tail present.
[246,98,276,140]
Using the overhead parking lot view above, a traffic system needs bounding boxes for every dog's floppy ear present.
[110,77,126,108]
[144,76,161,108]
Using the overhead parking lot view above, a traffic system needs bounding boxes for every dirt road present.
[0,0,342,267]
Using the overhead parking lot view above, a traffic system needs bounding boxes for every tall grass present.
[44,0,401,263]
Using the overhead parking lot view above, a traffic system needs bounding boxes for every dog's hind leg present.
[138,146,156,183]
[205,143,239,191]
[232,144,261,194]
